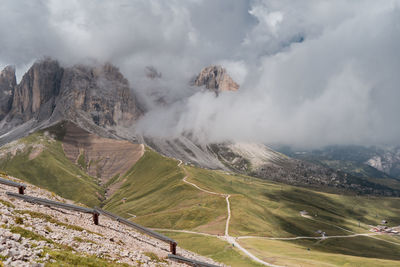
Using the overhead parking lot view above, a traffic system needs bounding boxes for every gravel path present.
[178,160,282,266]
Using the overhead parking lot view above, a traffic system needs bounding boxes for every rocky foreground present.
[0,177,222,266]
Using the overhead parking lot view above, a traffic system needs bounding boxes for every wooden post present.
[170,242,177,255]
[93,212,99,225]
[18,186,25,195]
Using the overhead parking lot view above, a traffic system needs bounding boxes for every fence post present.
[93,212,99,225]
[18,186,25,195]
[170,242,177,255]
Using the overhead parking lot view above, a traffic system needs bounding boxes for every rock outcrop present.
[57,63,141,128]
[0,58,143,141]
[366,147,400,178]
[0,66,16,120]
[10,59,63,123]
[193,65,239,95]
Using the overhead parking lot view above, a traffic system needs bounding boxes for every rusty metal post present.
[93,212,99,225]
[18,186,25,195]
[170,242,177,255]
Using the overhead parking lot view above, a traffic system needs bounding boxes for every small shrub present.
[73,236,84,242]
[15,217,24,224]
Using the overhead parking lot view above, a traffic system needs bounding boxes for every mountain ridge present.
[1,58,400,197]
[0,58,143,144]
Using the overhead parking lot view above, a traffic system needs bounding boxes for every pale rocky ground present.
[0,177,223,266]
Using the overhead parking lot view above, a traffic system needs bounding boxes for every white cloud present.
[1,0,400,147]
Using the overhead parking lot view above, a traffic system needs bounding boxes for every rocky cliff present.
[0,66,16,121]
[193,65,239,95]
[0,58,142,142]
[56,63,141,128]
[366,147,400,178]
[10,59,63,123]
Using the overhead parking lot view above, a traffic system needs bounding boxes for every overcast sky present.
[1,0,399,147]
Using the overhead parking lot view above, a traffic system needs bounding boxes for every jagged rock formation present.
[366,147,400,178]
[2,58,399,197]
[56,63,141,128]
[0,66,16,120]
[0,58,142,143]
[193,65,239,95]
[10,59,63,123]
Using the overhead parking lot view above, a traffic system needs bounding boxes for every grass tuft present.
[10,226,53,243]
[143,252,166,263]
[0,199,15,208]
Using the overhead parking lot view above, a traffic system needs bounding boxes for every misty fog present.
[1,0,399,147]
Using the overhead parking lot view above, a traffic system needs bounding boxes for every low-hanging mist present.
[1,0,400,147]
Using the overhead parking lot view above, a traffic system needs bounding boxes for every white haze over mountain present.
[0,0,399,147]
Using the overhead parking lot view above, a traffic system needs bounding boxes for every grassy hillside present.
[1,127,399,266]
[159,231,263,267]
[103,149,227,233]
[101,153,400,266]
[239,238,400,267]
[0,130,103,206]
[185,166,400,237]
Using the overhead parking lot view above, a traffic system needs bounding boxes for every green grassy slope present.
[185,166,400,237]
[103,149,227,233]
[159,231,263,267]
[239,238,400,267]
[101,154,400,265]
[1,127,399,266]
[0,130,103,207]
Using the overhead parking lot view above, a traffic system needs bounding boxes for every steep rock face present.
[10,59,63,122]
[0,66,16,120]
[0,58,142,141]
[366,147,400,178]
[57,63,141,128]
[194,65,239,94]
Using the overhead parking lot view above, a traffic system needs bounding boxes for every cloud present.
[0,0,399,147]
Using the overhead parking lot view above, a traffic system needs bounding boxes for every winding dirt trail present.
[179,160,231,235]
[178,160,282,267]
[238,233,379,240]
[175,160,400,266]
[152,228,218,237]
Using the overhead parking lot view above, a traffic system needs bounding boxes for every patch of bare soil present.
[28,144,44,160]
[61,122,144,186]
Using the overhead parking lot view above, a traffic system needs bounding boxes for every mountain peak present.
[1,65,16,76]
[194,65,239,95]
[0,58,142,141]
